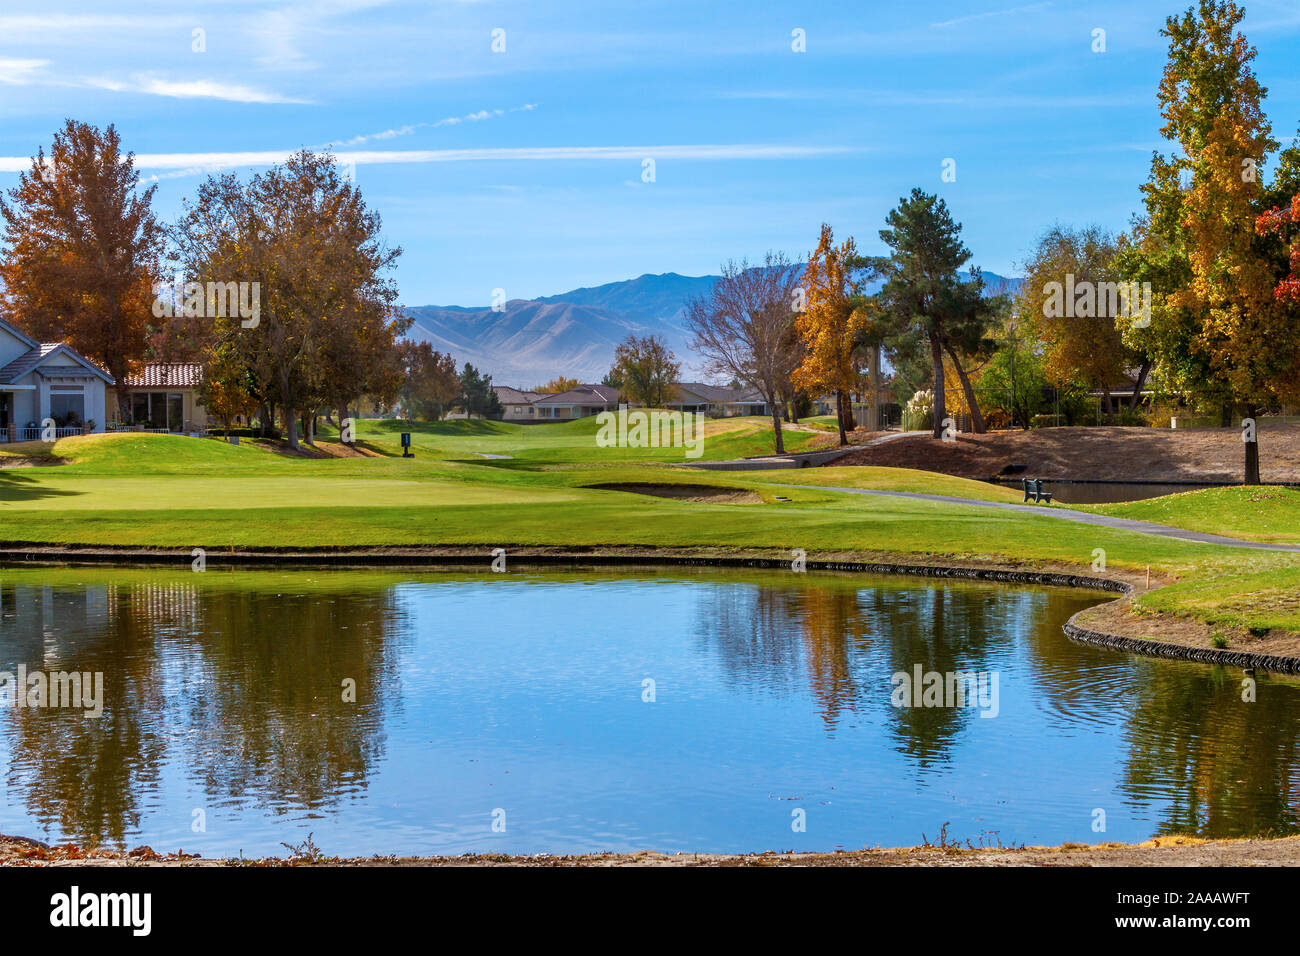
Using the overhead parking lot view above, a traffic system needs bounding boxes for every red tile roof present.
[119,363,204,388]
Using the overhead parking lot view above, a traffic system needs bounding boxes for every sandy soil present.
[835,424,1300,482]
[585,482,764,504]
[5,833,1298,866]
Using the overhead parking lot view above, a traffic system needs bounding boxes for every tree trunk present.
[868,345,882,431]
[1244,404,1260,485]
[1129,360,1152,411]
[930,332,947,440]
[835,391,848,446]
[769,402,785,455]
[943,343,986,434]
[284,407,298,450]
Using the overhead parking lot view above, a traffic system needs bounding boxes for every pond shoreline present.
[2,543,1297,670]
[5,833,1300,867]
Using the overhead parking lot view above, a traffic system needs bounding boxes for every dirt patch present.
[6,833,1298,866]
[1077,598,1300,660]
[586,482,763,504]
[836,424,1300,483]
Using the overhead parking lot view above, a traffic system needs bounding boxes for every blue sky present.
[1,0,1298,306]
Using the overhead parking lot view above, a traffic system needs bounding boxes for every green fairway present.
[1084,486,1300,546]
[2,426,1299,633]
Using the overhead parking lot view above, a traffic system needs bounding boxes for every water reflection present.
[1,567,1297,853]
[1,576,403,845]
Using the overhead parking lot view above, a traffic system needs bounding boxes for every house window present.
[131,392,149,424]
[49,391,85,427]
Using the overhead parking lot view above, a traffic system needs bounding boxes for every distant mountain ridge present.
[402,269,1021,388]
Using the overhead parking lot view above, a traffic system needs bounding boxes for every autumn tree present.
[1137,1,1300,482]
[686,253,803,453]
[398,343,459,421]
[200,341,259,435]
[172,151,401,450]
[792,225,869,446]
[610,334,680,408]
[0,120,164,419]
[535,376,580,393]
[1016,225,1151,418]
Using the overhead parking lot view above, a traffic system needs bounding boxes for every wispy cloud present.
[1,144,860,176]
[0,57,49,85]
[719,88,1142,109]
[932,2,1053,29]
[332,104,537,147]
[84,74,311,104]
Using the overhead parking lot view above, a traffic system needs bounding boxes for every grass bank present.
[2,426,1298,637]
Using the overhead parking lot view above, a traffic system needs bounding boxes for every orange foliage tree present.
[0,120,164,420]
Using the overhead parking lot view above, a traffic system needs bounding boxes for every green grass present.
[316,414,822,464]
[3,426,1300,634]
[1084,486,1300,545]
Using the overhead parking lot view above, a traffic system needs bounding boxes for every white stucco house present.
[0,316,114,442]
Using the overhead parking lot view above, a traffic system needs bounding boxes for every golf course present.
[3,417,1298,643]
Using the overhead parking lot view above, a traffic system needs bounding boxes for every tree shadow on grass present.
[0,471,82,503]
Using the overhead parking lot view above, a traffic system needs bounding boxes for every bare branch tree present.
[685,252,803,454]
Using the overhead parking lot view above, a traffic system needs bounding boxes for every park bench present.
[1022,478,1053,503]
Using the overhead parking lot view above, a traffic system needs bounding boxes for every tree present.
[200,341,260,434]
[610,334,680,408]
[398,343,459,421]
[1256,189,1300,298]
[171,150,401,451]
[875,190,982,439]
[685,253,803,453]
[457,363,502,419]
[0,120,164,420]
[792,224,869,446]
[1017,225,1147,419]
[535,376,580,394]
[1140,0,1300,483]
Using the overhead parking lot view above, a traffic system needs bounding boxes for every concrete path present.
[791,485,1300,553]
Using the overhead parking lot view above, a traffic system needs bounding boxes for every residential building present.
[0,316,114,442]
[493,385,544,422]
[108,363,209,433]
[531,384,621,420]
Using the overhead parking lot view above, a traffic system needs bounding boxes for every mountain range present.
[402,270,1021,389]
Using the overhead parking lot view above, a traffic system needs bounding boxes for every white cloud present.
[0,143,859,175]
[83,74,310,104]
[0,57,49,85]
[331,104,538,147]
[932,2,1053,28]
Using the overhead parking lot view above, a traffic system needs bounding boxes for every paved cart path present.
[792,485,1300,552]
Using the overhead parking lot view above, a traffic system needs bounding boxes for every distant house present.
[664,383,772,417]
[0,316,114,442]
[493,386,544,422]
[531,384,621,420]
[108,363,209,433]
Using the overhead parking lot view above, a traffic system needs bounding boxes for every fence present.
[0,425,85,443]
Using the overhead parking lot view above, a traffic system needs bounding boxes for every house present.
[665,382,744,414]
[531,384,621,420]
[108,363,209,433]
[0,316,114,442]
[493,385,544,422]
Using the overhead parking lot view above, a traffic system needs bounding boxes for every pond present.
[1,566,1297,857]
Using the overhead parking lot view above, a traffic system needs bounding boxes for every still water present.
[1,566,1296,857]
